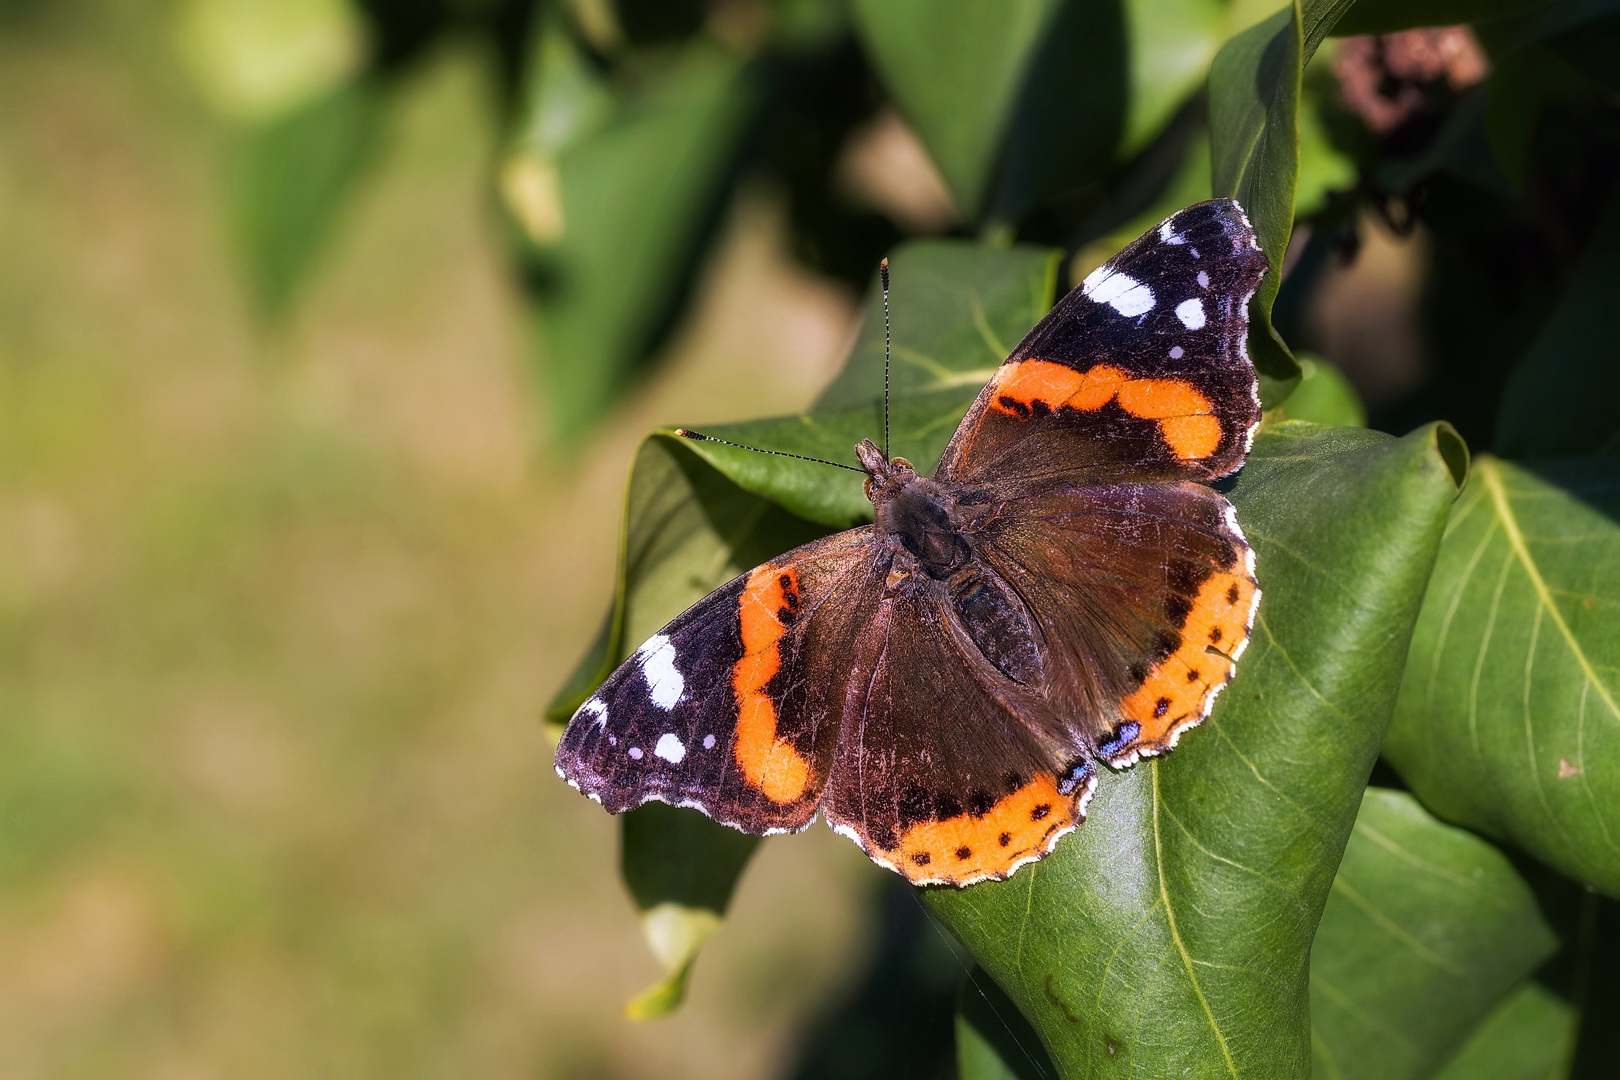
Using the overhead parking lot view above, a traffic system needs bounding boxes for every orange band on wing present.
[892,774,1075,884]
[989,359,1222,460]
[733,565,812,804]
[1118,569,1257,753]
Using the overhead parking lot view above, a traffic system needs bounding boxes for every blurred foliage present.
[19,0,1618,1074]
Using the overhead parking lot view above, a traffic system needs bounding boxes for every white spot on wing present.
[1158,220,1187,244]
[635,634,685,710]
[576,697,607,727]
[1197,270,1210,289]
[1081,268,1156,317]
[702,734,716,750]
[1169,345,1184,360]
[654,733,686,763]
[1175,298,1206,330]
[628,746,643,760]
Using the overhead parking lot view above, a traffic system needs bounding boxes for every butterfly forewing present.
[939,200,1267,492]
[555,529,880,835]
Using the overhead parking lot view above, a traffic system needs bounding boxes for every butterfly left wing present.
[555,528,882,835]
[937,199,1268,492]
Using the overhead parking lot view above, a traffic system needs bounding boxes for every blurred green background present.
[0,2,896,1076]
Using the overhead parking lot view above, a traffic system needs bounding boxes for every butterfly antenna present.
[674,429,865,473]
[881,257,892,459]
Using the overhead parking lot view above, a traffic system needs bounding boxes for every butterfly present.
[555,199,1267,886]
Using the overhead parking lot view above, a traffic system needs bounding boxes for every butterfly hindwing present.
[974,481,1259,766]
[938,200,1268,491]
[555,529,881,835]
[822,576,1096,886]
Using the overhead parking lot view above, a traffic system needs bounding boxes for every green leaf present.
[1123,0,1228,153]
[230,77,385,317]
[1209,2,1308,401]
[1309,788,1559,1080]
[1385,453,1620,896]
[1271,355,1366,427]
[1429,980,1578,1080]
[924,421,1464,1079]
[620,802,759,1019]
[517,48,757,443]
[849,0,1064,219]
[851,0,1223,225]
[680,240,1059,528]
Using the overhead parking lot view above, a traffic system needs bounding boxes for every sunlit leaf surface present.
[1386,453,1620,895]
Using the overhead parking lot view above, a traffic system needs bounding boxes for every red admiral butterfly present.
[556,200,1266,886]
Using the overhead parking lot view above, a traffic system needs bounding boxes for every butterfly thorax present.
[855,437,979,582]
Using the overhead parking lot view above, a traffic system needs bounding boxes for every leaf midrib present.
[1152,763,1241,1078]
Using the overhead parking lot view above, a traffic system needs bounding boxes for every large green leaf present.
[1309,788,1559,1080]
[1384,453,1620,896]
[516,47,757,443]
[925,421,1464,1078]
[230,77,386,317]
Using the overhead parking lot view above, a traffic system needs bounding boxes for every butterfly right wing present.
[974,480,1259,768]
[554,528,882,835]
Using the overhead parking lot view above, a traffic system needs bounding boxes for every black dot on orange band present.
[1032,803,1051,821]
[998,832,1012,847]
[1154,697,1171,718]
[1187,669,1201,682]
[1209,627,1223,644]
[1168,560,1202,595]
[998,395,1030,416]
[1227,583,1241,604]
[955,846,972,860]
[911,852,931,866]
